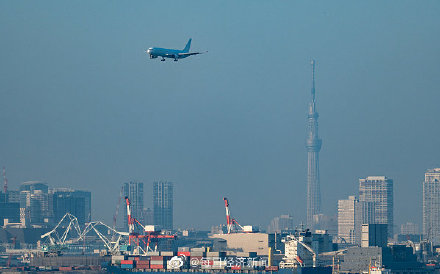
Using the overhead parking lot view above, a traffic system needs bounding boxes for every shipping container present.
[160,251,175,256]
[206,251,226,257]
[190,252,205,257]
[59,266,72,271]
[190,247,206,252]
[119,245,132,251]
[121,264,133,269]
[150,260,166,265]
[178,246,190,251]
[178,251,191,257]
[150,256,163,261]
[265,266,279,271]
[121,260,134,265]
[150,264,164,269]
[145,251,160,256]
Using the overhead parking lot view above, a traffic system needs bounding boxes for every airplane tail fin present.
[183,38,192,52]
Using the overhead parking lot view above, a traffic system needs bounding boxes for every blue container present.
[121,264,133,269]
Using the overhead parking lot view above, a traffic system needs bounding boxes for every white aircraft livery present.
[146,39,205,62]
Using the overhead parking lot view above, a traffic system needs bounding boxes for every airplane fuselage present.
[147,47,189,61]
[146,39,202,62]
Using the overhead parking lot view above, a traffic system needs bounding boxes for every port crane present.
[40,213,84,255]
[41,213,128,255]
[125,197,176,254]
[223,197,256,233]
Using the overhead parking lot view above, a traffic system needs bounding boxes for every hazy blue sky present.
[0,1,439,230]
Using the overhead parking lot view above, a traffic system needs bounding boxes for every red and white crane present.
[125,197,176,253]
[223,197,247,234]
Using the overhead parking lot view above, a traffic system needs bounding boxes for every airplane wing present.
[178,51,206,57]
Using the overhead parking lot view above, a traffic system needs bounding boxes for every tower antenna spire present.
[311,59,316,102]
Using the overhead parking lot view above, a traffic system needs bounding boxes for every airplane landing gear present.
[161,58,165,61]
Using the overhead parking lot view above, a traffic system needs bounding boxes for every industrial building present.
[423,168,440,244]
[340,245,427,273]
[210,232,270,255]
[359,176,394,238]
[153,181,173,230]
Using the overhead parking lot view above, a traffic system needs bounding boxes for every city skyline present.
[0,1,439,230]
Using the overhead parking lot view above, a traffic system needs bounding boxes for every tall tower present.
[306,60,322,227]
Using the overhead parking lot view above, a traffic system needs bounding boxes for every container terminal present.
[0,196,435,273]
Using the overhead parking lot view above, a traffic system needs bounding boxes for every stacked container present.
[150,256,165,269]
[111,255,126,265]
[120,260,134,269]
[135,259,150,270]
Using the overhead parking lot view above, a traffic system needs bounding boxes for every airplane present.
[146,38,205,62]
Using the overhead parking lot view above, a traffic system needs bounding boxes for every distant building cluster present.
[337,176,393,245]
[122,181,173,231]
[0,181,91,228]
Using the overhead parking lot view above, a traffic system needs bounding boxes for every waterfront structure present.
[359,176,393,238]
[423,168,440,244]
[306,60,322,227]
[268,214,295,233]
[123,181,144,231]
[153,181,173,230]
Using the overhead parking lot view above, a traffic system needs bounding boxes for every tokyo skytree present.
[306,60,322,227]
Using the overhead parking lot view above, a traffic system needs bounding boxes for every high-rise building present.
[423,168,440,244]
[338,196,359,244]
[306,60,322,227]
[359,176,393,238]
[51,188,91,226]
[338,196,375,245]
[268,214,295,233]
[361,224,388,248]
[153,181,173,230]
[19,182,50,226]
[401,222,419,235]
[142,208,154,225]
[123,181,144,231]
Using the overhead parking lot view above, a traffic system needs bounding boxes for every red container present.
[137,261,150,265]
[231,266,241,270]
[121,260,134,264]
[59,267,72,271]
[178,251,191,257]
[150,264,164,269]
[150,256,163,261]
[265,266,279,271]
